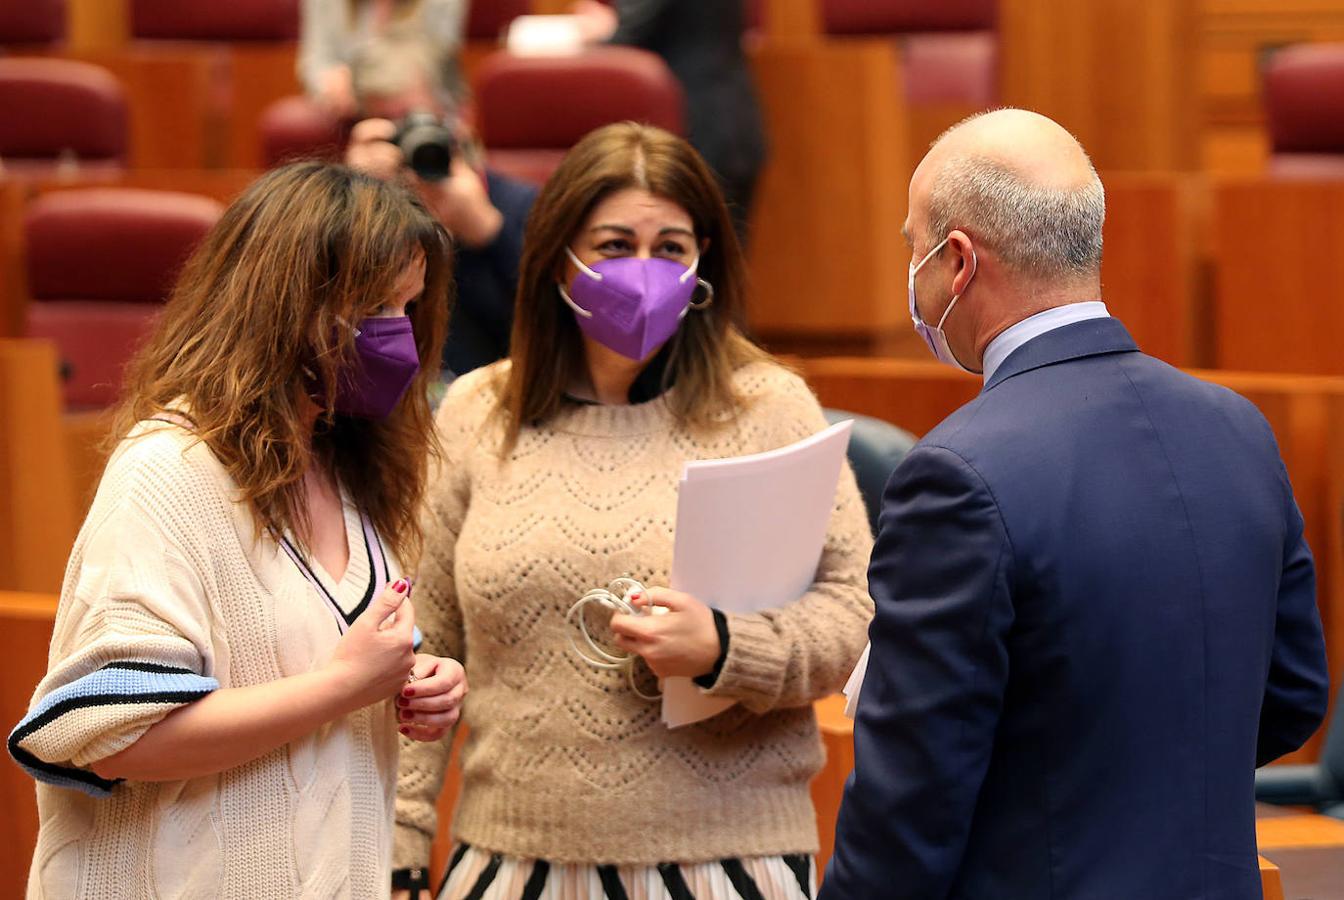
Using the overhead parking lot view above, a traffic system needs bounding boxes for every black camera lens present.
[394,113,455,182]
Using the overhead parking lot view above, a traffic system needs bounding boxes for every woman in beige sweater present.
[9,162,467,898]
[394,124,874,899]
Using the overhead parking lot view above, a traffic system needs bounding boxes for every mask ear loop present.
[681,253,714,312]
[934,246,979,332]
[557,246,599,319]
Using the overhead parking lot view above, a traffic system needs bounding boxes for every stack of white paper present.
[843,642,870,718]
[662,420,853,727]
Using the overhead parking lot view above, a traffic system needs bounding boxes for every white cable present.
[566,576,663,701]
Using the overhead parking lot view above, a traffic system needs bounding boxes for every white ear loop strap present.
[566,576,662,701]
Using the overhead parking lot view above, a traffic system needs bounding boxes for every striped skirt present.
[438,844,816,900]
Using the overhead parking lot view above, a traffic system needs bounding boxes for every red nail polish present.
[392,578,408,593]
[404,687,416,697]
[399,727,410,735]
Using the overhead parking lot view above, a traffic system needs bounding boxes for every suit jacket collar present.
[982,317,1140,392]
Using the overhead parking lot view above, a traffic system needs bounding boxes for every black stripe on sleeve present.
[100,661,194,676]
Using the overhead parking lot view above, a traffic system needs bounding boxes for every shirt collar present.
[981,301,1110,384]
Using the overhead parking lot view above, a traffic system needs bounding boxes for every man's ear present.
[946,229,978,295]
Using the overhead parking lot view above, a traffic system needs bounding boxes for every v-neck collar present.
[279,495,392,634]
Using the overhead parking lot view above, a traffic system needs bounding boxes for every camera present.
[392,112,455,182]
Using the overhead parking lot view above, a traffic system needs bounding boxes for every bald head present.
[912,108,1105,280]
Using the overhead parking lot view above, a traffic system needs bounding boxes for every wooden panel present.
[0,591,58,899]
[999,0,1199,172]
[66,0,129,51]
[1256,814,1344,849]
[225,44,300,169]
[62,47,224,169]
[1101,172,1203,367]
[0,340,77,594]
[799,357,980,436]
[746,37,910,343]
[1211,178,1344,376]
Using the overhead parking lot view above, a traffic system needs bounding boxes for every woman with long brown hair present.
[10,161,467,898]
[394,123,873,899]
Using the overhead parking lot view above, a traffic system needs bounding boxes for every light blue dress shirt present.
[980,301,1111,384]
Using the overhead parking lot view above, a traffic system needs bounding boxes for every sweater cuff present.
[393,821,433,871]
[692,609,730,689]
[700,612,787,705]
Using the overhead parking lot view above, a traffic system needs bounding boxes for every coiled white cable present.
[566,576,663,701]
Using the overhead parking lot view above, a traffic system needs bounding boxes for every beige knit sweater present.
[395,360,874,868]
[10,421,404,899]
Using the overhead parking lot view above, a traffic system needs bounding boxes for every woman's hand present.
[609,588,721,679]
[397,653,467,742]
[327,579,418,712]
[416,157,504,249]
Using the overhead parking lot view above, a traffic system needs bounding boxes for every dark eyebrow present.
[588,224,696,240]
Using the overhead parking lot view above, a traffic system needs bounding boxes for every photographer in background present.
[346,118,537,377]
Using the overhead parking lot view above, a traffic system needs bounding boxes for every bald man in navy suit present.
[821,109,1330,900]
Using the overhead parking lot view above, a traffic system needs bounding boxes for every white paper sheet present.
[662,420,854,727]
[842,642,870,718]
[504,15,585,57]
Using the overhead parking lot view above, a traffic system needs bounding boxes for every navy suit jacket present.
[820,319,1330,900]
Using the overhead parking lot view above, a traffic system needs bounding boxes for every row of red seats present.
[0,0,527,45]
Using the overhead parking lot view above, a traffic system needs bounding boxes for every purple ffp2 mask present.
[330,316,420,419]
[557,248,701,361]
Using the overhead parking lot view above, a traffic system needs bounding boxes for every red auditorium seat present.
[0,0,64,46]
[23,189,222,409]
[1263,43,1344,179]
[821,0,998,108]
[129,0,300,41]
[474,47,685,185]
[0,58,127,177]
[466,0,529,41]
[258,95,350,168]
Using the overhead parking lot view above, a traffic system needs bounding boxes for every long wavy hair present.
[109,161,451,565]
[500,122,770,451]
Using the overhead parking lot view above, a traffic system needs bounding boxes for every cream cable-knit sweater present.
[395,360,874,868]
[10,421,403,899]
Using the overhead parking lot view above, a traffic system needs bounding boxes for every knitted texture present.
[16,422,402,899]
[395,360,874,867]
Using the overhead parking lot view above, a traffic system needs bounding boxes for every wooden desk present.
[1257,803,1344,900]
[0,591,59,899]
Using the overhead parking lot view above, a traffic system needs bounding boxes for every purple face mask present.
[557,247,706,361]
[329,316,421,419]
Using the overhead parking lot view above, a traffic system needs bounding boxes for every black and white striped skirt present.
[438,843,816,900]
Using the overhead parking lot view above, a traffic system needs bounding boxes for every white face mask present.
[908,236,978,374]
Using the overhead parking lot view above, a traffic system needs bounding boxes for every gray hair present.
[925,153,1106,279]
